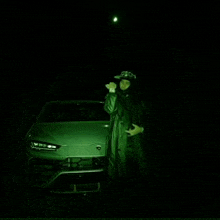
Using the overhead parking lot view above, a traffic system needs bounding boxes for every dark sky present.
[1,2,219,103]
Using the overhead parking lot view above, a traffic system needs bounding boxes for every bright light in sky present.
[113,17,118,22]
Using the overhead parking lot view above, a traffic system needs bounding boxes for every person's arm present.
[104,82,118,115]
[126,101,145,136]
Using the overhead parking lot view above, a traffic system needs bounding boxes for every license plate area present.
[48,171,105,193]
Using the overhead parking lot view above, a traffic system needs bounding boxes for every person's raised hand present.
[105,82,117,89]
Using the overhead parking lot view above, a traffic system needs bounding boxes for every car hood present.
[26,121,110,157]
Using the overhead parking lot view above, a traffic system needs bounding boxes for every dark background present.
[1,1,220,217]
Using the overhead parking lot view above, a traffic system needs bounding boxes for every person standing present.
[104,71,146,185]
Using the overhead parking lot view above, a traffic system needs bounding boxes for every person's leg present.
[137,145,148,180]
[107,121,120,181]
[117,121,130,180]
[125,147,140,183]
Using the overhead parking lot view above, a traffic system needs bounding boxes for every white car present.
[24,100,110,193]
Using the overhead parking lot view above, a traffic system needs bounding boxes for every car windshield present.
[37,102,109,122]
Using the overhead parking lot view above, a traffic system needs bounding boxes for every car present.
[24,100,110,194]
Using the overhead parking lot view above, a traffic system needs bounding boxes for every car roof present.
[45,100,104,105]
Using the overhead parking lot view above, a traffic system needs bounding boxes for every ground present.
[2,139,220,217]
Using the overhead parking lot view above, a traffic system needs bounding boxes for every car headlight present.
[30,141,60,151]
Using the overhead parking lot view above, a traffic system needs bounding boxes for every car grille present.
[28,157,107,171]
[27,157,107,189]
[47,172,105,193]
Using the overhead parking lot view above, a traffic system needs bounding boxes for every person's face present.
[120,79,131,90]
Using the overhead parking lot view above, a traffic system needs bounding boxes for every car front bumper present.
[26,156,107,193]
